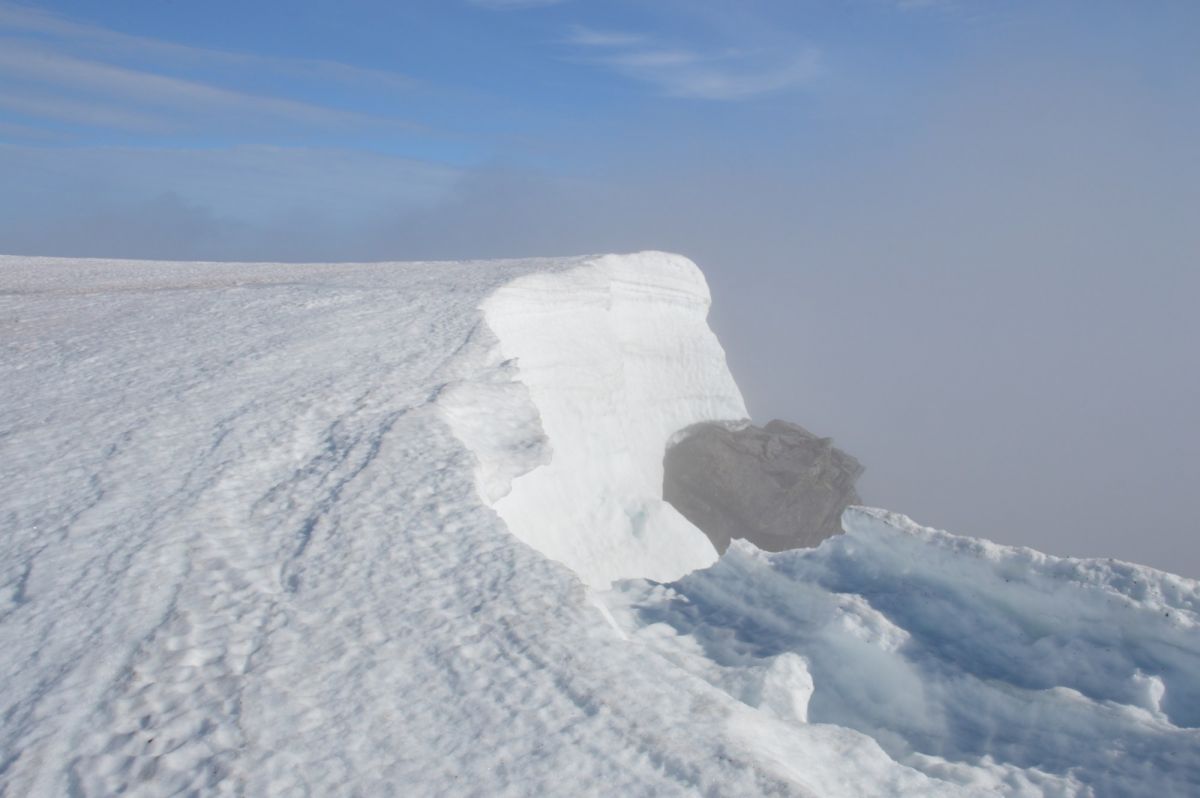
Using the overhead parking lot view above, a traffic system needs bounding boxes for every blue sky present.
[3,0,1196,237]
[3,0,1196,242]
[3,0,1200,576]
[0,0,1008,222]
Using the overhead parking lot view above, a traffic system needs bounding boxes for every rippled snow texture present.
[3,252,1198,797]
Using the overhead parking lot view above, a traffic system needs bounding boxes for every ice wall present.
[473,252,748,587]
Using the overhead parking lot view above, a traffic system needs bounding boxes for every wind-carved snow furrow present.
[0,395,269,790]
[66,411,286,795]
[65,382,435,794]
[279,407,410,592]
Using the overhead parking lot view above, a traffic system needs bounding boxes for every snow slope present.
[2,252,1197,797]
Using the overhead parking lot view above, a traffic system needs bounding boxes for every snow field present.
[3,252,1198,796]
[0,254,894,796]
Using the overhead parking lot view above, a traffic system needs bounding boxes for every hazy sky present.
[3,0,1198,576]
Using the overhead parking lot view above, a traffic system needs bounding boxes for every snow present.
[607,507,1200,795]
[469,252,748,587]
[2,251,1198,797]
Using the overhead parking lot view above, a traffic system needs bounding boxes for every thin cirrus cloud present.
[469,0,566,8]
[0,2,417,137]
[0,2,417,92]
[0,43,393,132]
[0,117,67,141]
[563,25,820,100]
[0,88,176,133]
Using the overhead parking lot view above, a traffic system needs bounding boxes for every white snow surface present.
[469,252,747,587]
[2,251,1198,797]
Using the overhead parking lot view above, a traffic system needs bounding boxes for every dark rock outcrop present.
[663,420,863,553]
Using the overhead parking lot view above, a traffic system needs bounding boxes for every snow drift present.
[2,252,1197,797]
[609,507,1200,795]
[450,252,747,587]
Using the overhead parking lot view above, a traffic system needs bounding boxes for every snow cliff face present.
[2,251,1198,797]
[454,251,748,587]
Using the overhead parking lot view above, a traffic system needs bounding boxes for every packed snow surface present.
[2,252,1197,797]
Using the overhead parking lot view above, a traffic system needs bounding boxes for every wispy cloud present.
[0,2,417,92]
[0,43,391,130]
[0,2,417,137]
[0,89,174,133]
[565,25,819,101]
[563,26,648,48]
[0,117,67,141]
[469,0,565,9]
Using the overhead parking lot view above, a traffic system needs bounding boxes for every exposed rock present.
[663,420,864,553]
